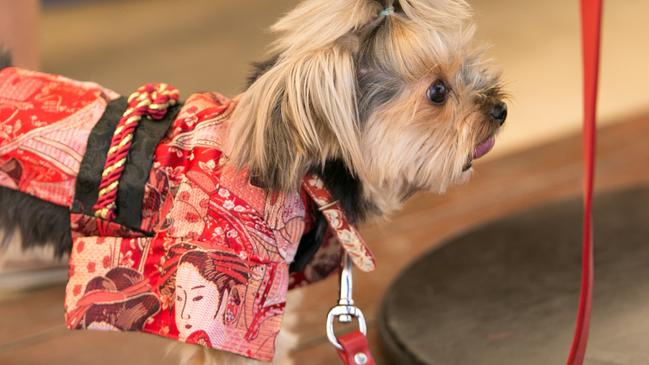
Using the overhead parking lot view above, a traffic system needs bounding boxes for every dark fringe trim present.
[0,187,71,257]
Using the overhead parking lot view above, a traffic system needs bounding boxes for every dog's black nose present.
[490,102,507,125]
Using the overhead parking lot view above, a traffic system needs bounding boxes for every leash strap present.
[336,330,376,365]
[303,177,376,362]
[567,1,602,364]
[302,174,376,272]
[325,253,375,364]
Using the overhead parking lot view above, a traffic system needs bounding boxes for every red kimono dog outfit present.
[0,68,374,362]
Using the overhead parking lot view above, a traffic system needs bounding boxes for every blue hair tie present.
[379,6,395,17]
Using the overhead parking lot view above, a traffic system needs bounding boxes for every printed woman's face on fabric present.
[172,249,251,344]
[175,262,223,340]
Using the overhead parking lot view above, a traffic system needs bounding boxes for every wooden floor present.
[1,109,648,364]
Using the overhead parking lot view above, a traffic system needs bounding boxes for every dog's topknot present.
[392,0,471,28]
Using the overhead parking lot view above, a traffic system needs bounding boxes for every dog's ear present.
[229,0,383,192]
[229,42,364,192]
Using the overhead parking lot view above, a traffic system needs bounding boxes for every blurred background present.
[1,0,648,364]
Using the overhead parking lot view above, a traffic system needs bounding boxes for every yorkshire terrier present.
[0,0,506,364]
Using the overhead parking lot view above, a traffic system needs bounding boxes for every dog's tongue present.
[473,137,495,159]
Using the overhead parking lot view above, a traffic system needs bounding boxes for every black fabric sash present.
[72,97,181,232]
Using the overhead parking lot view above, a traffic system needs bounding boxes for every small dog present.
[0,0,505,364]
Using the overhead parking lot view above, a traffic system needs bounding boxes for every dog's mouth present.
[462,136,496,171]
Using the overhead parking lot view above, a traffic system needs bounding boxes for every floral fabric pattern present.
[66,92,307,362]
[0,67,115,205]
[0,69,373,362]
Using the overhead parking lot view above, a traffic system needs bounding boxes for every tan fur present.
[359,39,503,213]
[229,0,503,216]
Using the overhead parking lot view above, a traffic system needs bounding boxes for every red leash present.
[566,1,602,364]
[328,254,375,365]
[336,331,376,365]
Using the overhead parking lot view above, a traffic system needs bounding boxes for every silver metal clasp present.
[326,253,368,350]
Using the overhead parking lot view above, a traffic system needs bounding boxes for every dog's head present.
[230,0,506,215]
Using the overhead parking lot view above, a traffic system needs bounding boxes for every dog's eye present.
[427,80,448,105]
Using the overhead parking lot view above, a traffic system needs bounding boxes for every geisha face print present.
[175,262,224,342]
[172,249,251,345]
